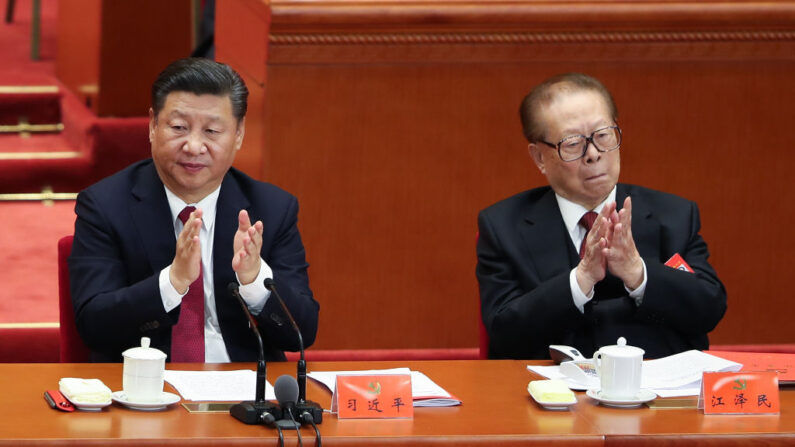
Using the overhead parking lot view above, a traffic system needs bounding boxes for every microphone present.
[274,375,299,426]
[274,375,305,447]
[264,278,323,424]
[228,282,281,424]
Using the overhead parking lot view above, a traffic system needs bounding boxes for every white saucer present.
[527,382,577,410]
[65,397,112,411]
[529,393,577,411]
[112,391,181,411]
[586,389,656,408]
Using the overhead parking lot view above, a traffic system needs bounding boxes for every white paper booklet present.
[640,349,742,391]
[527,350,743,397]
[308,367,461,407]
[164,369,275,401]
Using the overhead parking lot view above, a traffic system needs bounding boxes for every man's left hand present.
[232,209,264,285]
[605,196,644,290]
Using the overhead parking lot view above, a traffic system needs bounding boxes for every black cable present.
[274,424,285,447]
[262,412,284,447]
[287,407,304,447]
[301,411,322,447]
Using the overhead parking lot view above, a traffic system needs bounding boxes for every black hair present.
[519,73,618,144]
[151,58,248,122]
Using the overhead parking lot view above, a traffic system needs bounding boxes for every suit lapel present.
[130,163,177,272]
[517,184,662,284]
[617,184,660,260]
[213,172,250,295]
[518,189,577,280]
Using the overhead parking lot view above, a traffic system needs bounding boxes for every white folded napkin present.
[59,378,112,403]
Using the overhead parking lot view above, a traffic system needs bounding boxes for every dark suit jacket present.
[69,159,319,362]
[476,184,726,360]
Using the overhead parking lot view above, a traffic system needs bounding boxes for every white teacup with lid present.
[593,337,644,400]
[122,337,167,403]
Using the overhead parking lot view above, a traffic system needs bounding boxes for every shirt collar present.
[164,185,221,231]
[555,185,617,235]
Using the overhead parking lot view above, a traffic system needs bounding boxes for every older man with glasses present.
[476,73,726,360]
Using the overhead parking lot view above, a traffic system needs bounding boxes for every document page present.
[528,350,742,397]
[308,367,461,407]
[707,350,795,384]
[164,369,275,401]
[641,350,742,390]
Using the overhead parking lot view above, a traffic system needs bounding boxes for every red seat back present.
[476,232,489,359]
[478,306,489,360]
[58,235,91,362]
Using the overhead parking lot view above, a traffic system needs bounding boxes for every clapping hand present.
[232,209,264,285]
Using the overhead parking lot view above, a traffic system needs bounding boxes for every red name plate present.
[333,374,413,419]
[700,371,779,415]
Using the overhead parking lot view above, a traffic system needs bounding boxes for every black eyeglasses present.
[540,125,622,162]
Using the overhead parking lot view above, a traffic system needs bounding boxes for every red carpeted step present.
[0,133,72,153]
[0,0,57,82]
[0,84,150,194]
[0,200,75,325]
[0,0,150,195]
[0,86,62,127]
[0,86,90,193]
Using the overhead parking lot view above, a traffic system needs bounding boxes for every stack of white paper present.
[164,369,275,401]
[526,364,593,391]
[527,350,743,397]
[639,350,742,397]
[308,367,461,407]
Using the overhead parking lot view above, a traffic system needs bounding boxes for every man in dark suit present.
[69,58,319,362]
[476,73,726,360]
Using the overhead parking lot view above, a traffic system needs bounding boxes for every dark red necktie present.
[170,206,205,362]
[578,211,598,259]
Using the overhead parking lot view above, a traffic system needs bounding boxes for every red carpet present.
[0,201,75,323]
[0,0,57,85]
[0,0,67,326]
[0,0,150,195]
[0,0,148,330]
[0,89,61,126]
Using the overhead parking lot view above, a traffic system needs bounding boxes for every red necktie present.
[170,206,205,362]
[578,211,598,259]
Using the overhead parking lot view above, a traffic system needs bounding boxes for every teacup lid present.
[122,337,167,360]
[597,337,645,357]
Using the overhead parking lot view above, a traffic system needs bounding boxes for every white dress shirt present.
[554,186,647,313]
[157,185,273,362]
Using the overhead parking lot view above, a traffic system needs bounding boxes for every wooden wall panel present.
[216,0,270,177]
[96,0,192,117]
[56,0,192,116]
[217,0,795,350]
[56,0,101,102]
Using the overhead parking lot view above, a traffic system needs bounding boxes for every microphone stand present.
[228,283,281,424]
[264,278,324,424]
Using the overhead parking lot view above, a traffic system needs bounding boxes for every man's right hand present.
[575,202,615,295]
[170,208,203,294]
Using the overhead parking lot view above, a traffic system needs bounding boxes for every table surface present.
[1,360,792,446]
